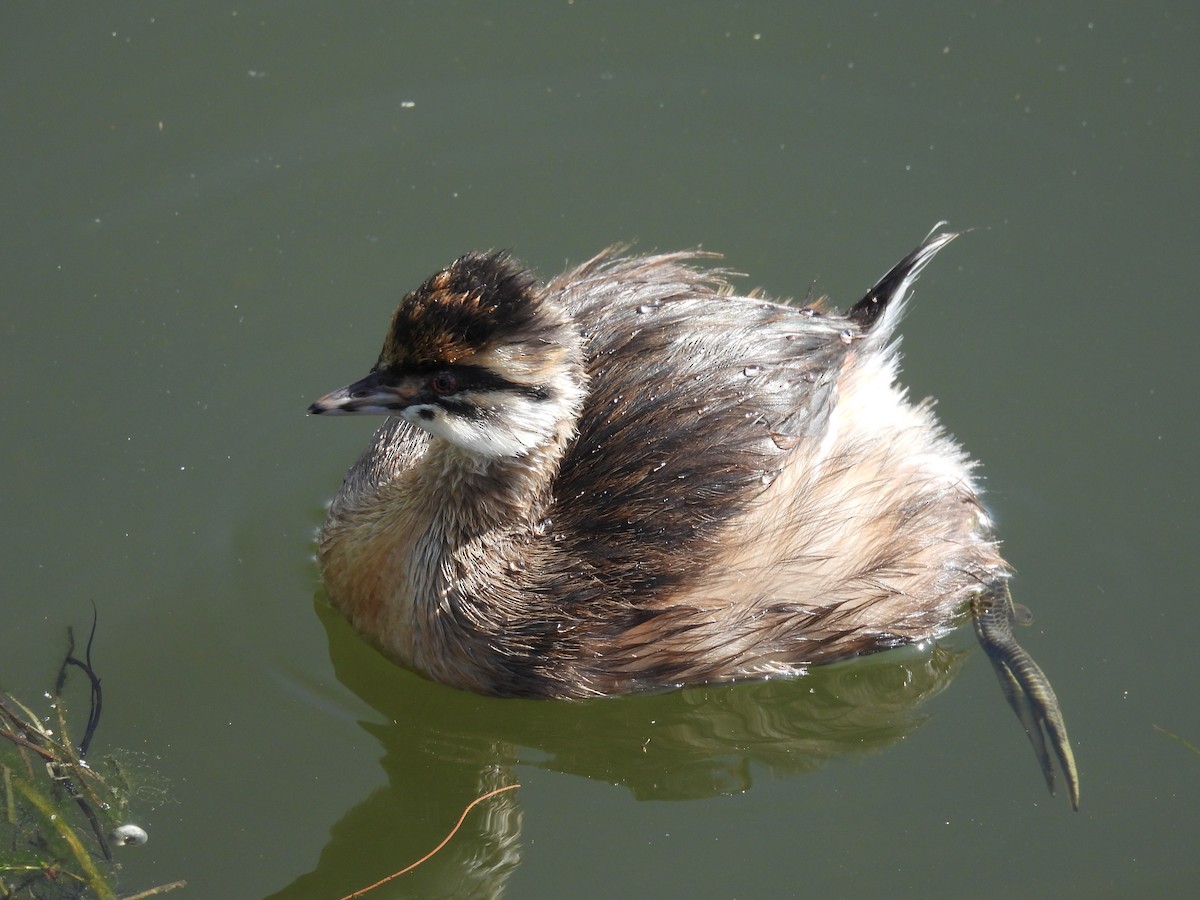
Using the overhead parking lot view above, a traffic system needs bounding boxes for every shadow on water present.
[268,599,968,899]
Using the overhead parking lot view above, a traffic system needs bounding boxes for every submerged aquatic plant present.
[1,615,185,899]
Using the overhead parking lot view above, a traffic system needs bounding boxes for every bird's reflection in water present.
[267,600,967,899]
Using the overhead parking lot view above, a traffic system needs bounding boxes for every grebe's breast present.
[319,416,430,664]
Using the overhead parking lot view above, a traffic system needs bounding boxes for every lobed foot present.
[973,581,1080,810]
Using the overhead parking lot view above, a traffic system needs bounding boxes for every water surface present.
[3,3,1197,897]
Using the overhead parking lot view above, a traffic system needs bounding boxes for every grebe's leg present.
[973,581,1080,810]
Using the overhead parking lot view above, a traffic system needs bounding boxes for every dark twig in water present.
[45,617,115,863]
[56,601,104,758]
[0,695,59,765]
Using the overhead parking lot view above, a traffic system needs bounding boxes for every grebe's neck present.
[417,420,575,545]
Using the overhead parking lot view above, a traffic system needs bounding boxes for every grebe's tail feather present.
[847,224,960,340]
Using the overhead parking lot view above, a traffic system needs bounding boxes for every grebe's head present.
[309,251,585,458]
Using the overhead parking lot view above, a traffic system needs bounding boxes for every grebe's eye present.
[430,371,459,396]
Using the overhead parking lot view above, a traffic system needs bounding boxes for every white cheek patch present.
[402,392,567,459]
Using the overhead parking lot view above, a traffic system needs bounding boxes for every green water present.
[3,3,1197,896]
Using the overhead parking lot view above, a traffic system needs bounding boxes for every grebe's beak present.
[308,372,417,416]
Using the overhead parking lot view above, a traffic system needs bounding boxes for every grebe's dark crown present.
[375,251,544,372]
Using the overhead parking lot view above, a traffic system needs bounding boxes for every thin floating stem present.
[338,783,521,899]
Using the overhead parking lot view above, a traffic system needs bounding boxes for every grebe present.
[309,228,1078,807]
